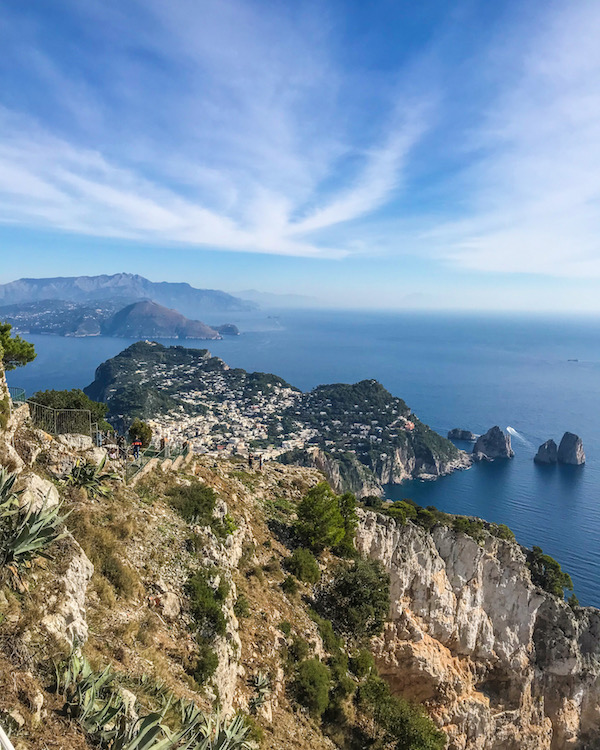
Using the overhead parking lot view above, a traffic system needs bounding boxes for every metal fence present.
[26,400,93,437]
[8,386,26,405]
[125,443,190,483]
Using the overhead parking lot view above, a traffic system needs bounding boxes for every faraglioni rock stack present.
[534,439,558,464]
[472,425,514,461]
[557,431,586,465]
[447,428,477,441]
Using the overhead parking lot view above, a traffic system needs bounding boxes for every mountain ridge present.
[0,273,256,314]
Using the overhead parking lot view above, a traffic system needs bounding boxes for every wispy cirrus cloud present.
[421,0,600,277]
[0,0,431,258]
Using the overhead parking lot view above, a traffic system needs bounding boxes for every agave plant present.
[248,672,271,714]
[0,468,68,587]
[0,467,21,510]
[66,455,119,498]
[56,653,252,750]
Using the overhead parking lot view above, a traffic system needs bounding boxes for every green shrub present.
[30,387,109,429]
[294,659,331,718]
[288,635,310,663]
[452,516,485,543]
[281,575,299,597]
[167,481,217,526]
[221,513,238,536]
[295,482,345,552]
[285,548,321,584]
[309,611,341,654]
[193,641,219,684]
[568,593,580,609]
[186,570,229,638]
[492,523,515,541]
[527,546,573,598]
[317,559,390,642]
[128,418,152,448]
[0,394,9,431]
[349,649,376,679]
[334,491,358,557]
[357,674,446,750]
[234,594,250,619]
[279,621,292,636]
[328,650,355,701]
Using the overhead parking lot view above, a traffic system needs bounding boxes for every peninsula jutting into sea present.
[84,341,470,496]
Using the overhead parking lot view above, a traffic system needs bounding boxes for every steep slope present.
[1,372,600,749]
[356,510,600,750]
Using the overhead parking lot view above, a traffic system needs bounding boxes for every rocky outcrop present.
[356,509,600,750]
[39,536,93,648]
[282,444,471,498]
[472,426,514,461]
[535,439,558,465]
[558,432,586,466]
[448,428,477,441]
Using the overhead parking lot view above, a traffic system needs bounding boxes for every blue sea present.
[7,310,600,605]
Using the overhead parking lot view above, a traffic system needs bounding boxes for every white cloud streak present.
[423,0,600,277]
[0,0,430,258]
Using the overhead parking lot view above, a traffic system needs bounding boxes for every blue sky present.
[1,0,599,310]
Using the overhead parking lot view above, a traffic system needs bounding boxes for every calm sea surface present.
[7,310,600,605]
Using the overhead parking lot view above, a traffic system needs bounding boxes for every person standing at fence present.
[132,438,143,460]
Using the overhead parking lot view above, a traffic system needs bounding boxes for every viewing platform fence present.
[27,400,94,437]
[125,442,190,483]
[8,386,26,406]
[7,387,97,439]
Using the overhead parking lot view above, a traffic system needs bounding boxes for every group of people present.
[248,453,264,470]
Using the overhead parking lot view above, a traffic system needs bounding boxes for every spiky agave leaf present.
[2,499,69,567]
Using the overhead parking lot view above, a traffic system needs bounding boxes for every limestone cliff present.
[281,440,471,498]
[356,509,600,750]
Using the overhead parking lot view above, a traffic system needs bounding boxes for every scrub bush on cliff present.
[317,558,390,642]
[295,482,357,553]
[528,545,574,598]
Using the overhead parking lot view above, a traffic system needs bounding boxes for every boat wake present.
[506,426,535,448]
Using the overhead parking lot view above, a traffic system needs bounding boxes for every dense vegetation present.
[279,482,445,748]
[317,559,390,641]
[186,569,229,684]
[295,482,357,555]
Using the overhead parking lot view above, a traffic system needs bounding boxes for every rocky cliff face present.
[473,426,514,461]
[558,432,586,465]
[535,439,558,464]
[285,442,471,498]
[356,509,600,750]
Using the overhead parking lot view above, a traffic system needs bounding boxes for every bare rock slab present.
[473,426,514,461]
[534,439,558,465]
[557,432,585,465]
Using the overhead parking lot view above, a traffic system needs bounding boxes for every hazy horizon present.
[1,1,600,311]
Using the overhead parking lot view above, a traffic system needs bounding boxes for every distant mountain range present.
[0,299,239,340]
[0,273,256,315]
[234,289,320,308]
